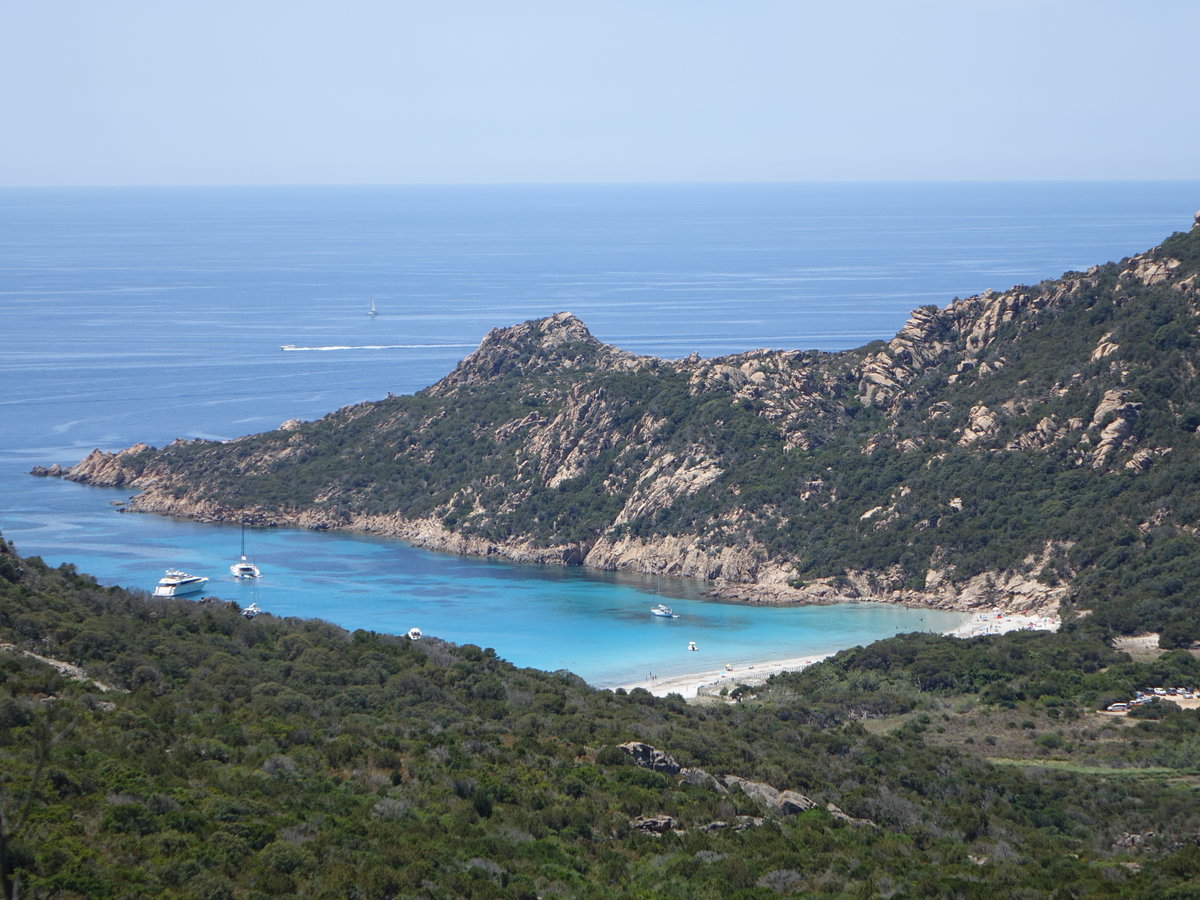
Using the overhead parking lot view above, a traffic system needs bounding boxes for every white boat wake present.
[280,343,476,352]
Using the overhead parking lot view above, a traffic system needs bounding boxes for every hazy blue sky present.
[3,1,1196,186]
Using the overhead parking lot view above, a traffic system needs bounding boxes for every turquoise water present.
[3,182,1197,685]
[14,475,966,687]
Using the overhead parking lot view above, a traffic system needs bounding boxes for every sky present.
[3,0,1197,186]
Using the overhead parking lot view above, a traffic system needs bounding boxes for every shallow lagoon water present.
[3,182,1196,685]
[11,476,967,687]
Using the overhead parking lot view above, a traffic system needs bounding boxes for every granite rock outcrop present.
[38,216,1200,619]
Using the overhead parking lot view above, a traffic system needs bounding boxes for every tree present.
[0,705,74,900]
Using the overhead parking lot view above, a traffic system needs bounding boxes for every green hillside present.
[4,537,1200,897]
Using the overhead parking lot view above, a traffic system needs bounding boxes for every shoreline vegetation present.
[5,534,1200,896]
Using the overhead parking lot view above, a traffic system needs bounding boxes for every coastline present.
[621,611,1060,700]
[48,462,1066,625]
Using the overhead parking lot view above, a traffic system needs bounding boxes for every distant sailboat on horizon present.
[368,295,378,317]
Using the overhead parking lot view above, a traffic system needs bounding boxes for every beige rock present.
[959,405,1000,446]
[1091,332,1119,360]
[1125,255,1182,287]
[1090,389,1139,429]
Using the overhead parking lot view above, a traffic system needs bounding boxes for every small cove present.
[11,478,966,687]
[3,182,1195,685]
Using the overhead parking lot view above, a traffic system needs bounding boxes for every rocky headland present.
[37,215,1200,628]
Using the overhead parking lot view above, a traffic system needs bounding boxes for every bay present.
[2,181,1196,685]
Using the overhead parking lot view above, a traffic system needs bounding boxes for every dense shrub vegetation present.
[3,535,1200,897]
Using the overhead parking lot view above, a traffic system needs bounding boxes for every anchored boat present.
[153,569,208,598]
[229,523,261,579]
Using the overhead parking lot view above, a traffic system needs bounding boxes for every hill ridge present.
[40,213,1200,637]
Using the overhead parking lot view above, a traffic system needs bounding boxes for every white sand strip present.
[620,612,1060,699]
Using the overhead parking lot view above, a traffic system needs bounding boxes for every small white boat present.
[369,295,378,317]
[688,641,698,652]
[229,523,261,579]
[650,604,678,618]
[153,569,208,598]
[242,602,262,619]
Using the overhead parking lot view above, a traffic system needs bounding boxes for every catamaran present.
[230,523,261,579]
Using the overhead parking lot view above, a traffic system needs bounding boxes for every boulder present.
[825,802,876,827]
[777,790,818,815]
[724,776,818,815]
[679,767,726,792]
[630,814,676,835]
[618,741,681,774]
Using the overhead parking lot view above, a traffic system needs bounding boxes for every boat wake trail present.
[279,343,476,352]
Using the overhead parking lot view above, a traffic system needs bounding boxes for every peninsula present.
[39,214,1200,642]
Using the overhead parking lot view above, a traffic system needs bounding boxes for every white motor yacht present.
[153,569,208,598]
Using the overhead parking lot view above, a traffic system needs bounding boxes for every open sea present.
[2,181,1197,686]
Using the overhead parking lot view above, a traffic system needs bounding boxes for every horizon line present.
[3,176,1200,191]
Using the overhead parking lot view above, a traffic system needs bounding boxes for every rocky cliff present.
[42,215,1200,630]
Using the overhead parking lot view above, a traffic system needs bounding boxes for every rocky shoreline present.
[34,448,1065,620]
[704,568,1065,618]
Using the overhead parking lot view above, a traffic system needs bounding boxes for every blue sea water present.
[2,181,1197,686]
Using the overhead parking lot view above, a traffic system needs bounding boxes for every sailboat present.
[368,295,378,317]
[229,523,261,579]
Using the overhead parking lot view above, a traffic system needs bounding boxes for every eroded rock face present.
[1126,447,1171,473]
[722,776,817,815]
[958,405,1000,446]
[629,814,677,834]
[1007,415,1064,451]
[586,533,791,583]
[608,452,722,528]
[619,741,681,774]
[1087,390,1142,469]
[614,743,872,826]
[427,312,651,395]
[857,286,1048,411]
[859,305,952,408]
[58,444,154,487]
[852,241,1196,428]
[1092,412,1137,469]
[825,802,875,827]
[1090,389,1139,429]
[1126,256,1182,287]
[679,768,727,792]
[1092,332,1119,360]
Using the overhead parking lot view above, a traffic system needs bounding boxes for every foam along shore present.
[621,612,1061,700]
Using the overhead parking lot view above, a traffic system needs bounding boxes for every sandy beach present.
[621,611,1060,699]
